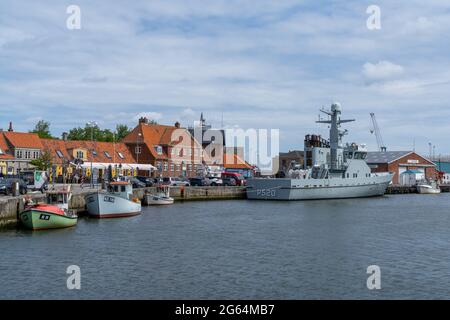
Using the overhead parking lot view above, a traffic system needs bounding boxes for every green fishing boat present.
[20,186,78,231]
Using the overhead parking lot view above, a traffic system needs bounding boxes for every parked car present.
[0,178,28,195]
[206,176,223,186]
[135,176,154,187]
[162,177,190,186]
[126,177,146,189]
[221,172,246,186]
[222,177,237,186]
[189,177,210,186]
[0,178,8,195]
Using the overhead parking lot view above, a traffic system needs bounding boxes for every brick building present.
[123,118,204,178]
[366,151,437,184]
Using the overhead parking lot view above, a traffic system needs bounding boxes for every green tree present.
[31,120,53,139]
[67,124,131,142]
[30,150,53,171]
[115,124,131,141]
[66,127,86,141]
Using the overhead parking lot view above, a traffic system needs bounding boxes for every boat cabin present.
[46,186,72,210]
[108,181,133,199]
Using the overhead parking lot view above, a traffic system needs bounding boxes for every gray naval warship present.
[247,103,393,200]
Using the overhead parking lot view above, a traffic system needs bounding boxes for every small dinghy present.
[145,186,174,205]
[20,186,77,230]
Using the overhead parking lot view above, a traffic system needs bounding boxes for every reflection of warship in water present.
[247,103,394,200]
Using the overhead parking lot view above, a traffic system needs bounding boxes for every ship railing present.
[371,172,392,177]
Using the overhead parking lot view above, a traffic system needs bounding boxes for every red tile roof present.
[223,153,253,169]
[40,139,137,165]
[0,133,14,160]
[123,123,202,160]
[3,132,43,149]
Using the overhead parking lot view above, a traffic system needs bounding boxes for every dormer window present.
[76,151,84,159]
[104,151,112,159]
[92,150,97,156]
[117,152,125,159]
[155,146,163,155]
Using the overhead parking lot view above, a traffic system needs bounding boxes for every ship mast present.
[316,103,355,171]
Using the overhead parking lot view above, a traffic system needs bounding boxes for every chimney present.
[139,117,149,124]
[175,121,181,128]
[8,122,13,132]
[62,132,68,141]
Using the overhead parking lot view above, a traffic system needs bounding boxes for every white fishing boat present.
[145,186,174,205]
[85,181,142,218]
[417,180,441,194]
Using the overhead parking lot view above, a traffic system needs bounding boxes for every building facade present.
[0,129,43,175]
[40,138,150,182]
[366,151,437,184]
[123,118,204,178]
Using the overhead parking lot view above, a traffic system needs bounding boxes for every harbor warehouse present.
[365,151,437,184]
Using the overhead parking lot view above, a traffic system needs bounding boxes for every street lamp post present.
[136,133,142,176]
[87,121,97,189]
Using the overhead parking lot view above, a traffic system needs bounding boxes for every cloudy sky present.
[1,0,450,154]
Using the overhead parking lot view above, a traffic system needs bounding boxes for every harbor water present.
[1,194,450,299]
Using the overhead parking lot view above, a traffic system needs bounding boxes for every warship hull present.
[246,174,393,200]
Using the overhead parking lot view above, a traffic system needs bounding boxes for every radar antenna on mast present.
[370,113,387,152]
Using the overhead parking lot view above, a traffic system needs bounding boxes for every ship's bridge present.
[345,143,368,160]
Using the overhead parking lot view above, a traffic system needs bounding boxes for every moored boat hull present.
[85,192,142,218]
[247,174,393,200]
[417,185,441,194]
[19,209,78,230]
[145,195,175,205]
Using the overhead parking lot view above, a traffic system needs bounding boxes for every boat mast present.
[316,103,355,171]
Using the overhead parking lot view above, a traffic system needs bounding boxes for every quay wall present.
[386,184,450,194]
[0,186,247,228]
[0,193,46,228]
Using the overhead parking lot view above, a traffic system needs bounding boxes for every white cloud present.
[1,0,450,154]
[363,61,404,81]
